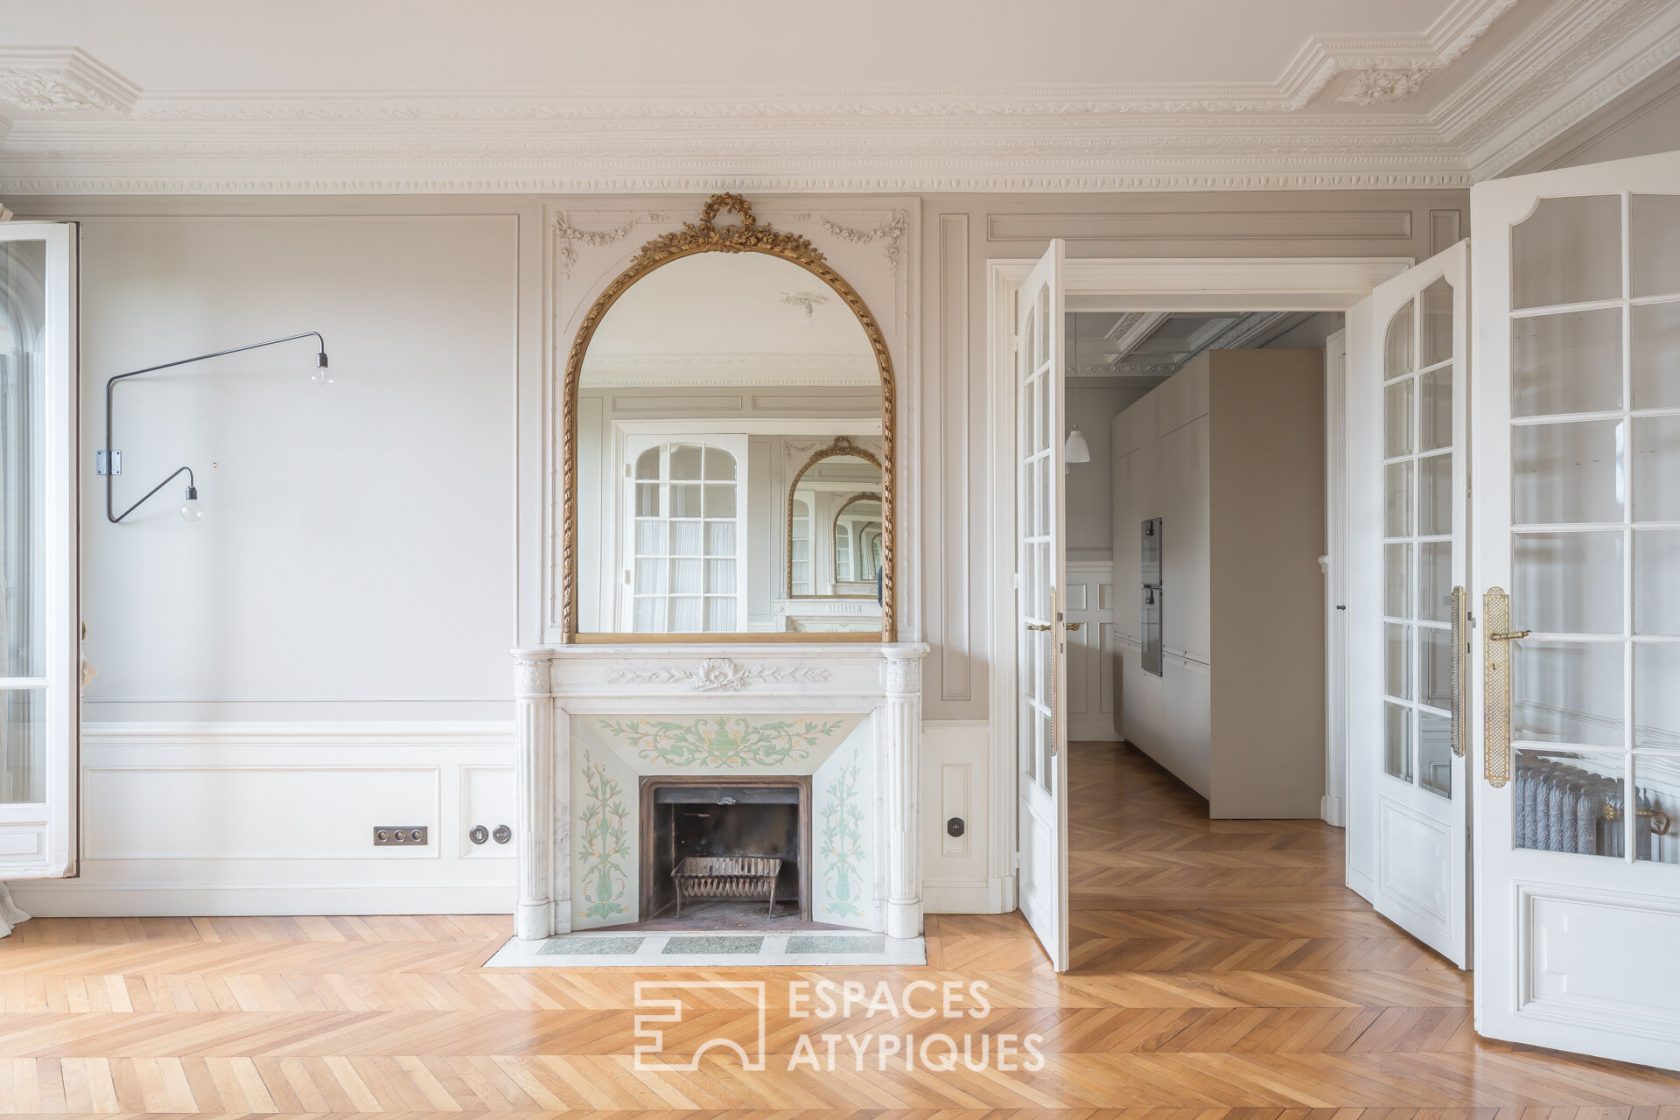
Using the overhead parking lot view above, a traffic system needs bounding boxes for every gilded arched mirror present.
[563,195,896,642]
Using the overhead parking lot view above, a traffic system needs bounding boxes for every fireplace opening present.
[640,776,811,926]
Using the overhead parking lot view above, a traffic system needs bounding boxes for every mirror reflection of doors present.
[567,195,895,640]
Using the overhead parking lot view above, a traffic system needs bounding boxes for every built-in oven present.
[1141,517,1163,677]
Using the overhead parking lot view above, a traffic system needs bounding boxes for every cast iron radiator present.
[1515,754,1672,858]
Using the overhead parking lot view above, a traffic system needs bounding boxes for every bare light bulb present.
[179,485,205,522]
[312,350,333,386]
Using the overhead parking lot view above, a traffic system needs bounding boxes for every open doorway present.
[991,251,1406,973]
[1060,308,1349,964]
[1066,310,1342,809]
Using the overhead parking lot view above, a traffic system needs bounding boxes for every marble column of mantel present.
[510,641,929,941]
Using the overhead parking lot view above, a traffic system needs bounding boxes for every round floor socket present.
[469,825,489,845]
[493,825,512,844]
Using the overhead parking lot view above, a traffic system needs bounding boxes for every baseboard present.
[9,879,512,917]
[923,876,1008,914]
[1321,793,1346,827]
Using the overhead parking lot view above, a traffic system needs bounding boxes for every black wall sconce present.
[99,331,330,523]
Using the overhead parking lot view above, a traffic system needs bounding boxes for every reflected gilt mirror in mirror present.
[787,439,884,603]
[565,195,895,641]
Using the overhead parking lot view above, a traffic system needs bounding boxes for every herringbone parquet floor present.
[3,739,1678,1117]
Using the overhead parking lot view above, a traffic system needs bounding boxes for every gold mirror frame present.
[783,438,884,599]
[562,194,896,643]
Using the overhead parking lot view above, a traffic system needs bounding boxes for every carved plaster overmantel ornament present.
[606,658,833,692]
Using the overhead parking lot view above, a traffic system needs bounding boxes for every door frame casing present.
[986,256,1412,914]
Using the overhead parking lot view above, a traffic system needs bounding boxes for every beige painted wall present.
[1207,350,1327,818]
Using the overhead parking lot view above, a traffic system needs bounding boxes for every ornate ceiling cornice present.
[0,0,1672,194]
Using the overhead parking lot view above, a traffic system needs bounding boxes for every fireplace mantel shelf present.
[511,642,928,942]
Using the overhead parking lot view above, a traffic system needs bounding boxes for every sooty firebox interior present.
[640,776,812,925]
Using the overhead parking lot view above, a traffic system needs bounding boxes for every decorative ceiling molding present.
[1338,65,1437,105]
[0,0,1672,193]
[0,47,137,116]
[1446,0,1680,177]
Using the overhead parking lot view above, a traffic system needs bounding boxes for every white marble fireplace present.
[512,643,928,940]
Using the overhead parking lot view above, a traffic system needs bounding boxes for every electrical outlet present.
[373,826,428,846]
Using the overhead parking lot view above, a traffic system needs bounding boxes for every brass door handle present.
[1450,586,1468,758]
[1066,621,1084,632]
[1026,622,1051,632]
[1483,588,1515,789]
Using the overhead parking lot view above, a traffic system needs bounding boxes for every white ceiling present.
[582,253,877,387]
[0,0,1674,193]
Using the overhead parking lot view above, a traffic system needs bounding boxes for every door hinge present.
[1012,850,1021,871]
[96,449,121,476]
[1010,335,1021,354]
[1012,571,1023,589]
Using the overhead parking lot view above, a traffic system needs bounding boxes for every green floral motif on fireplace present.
[819,749,866,918]
[599,717,845,768]
[578,749,630,921]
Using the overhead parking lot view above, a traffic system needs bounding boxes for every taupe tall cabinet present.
[1112,350,1326,818]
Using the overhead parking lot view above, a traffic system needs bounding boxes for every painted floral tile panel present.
[586,714,861,773]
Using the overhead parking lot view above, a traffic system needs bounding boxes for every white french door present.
[1470,150,1680,1071]
[1347,242,1473,967]
[1015,240,1070,971]
[0,222,78,881]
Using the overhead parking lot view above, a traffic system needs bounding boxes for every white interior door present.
[1015,240,1070,970]
[1470,150,1680,1071]
[1347,241,1472,967]
[0,221,78,881]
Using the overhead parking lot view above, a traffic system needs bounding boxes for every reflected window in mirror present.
[626,438,744,633]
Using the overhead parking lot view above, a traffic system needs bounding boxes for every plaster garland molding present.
[789,210,910,272]
[552,211,670,279]
[605,658,833,692]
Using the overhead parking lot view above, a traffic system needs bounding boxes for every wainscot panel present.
[9,722,515,916]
